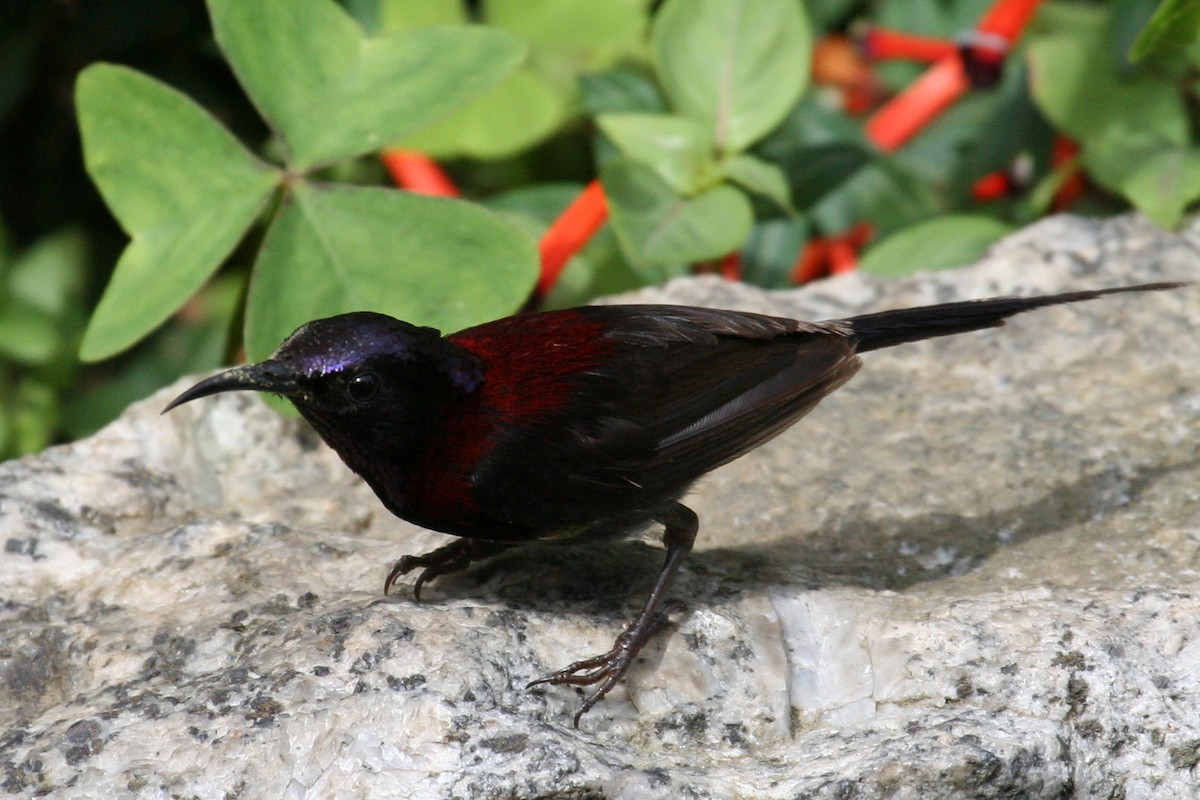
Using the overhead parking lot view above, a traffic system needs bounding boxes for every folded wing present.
[469,305,859,531]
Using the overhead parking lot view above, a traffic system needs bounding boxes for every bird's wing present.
[460,305,859,532]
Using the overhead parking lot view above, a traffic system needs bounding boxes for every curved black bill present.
[161,360,298,414]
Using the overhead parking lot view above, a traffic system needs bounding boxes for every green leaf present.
[858,215,1012,277]
[245,183,538,360]
[754,96,873,210]
[0,301,57,364]
[1028,30,1188,147]
[208,0,526,169]
[810,159,940,236]
[1030,2,1109,32]
[652,0,811,152]
[1084,131,1200,228]
[806,0,865,32]
[723,153,793,211]
[0,232,87,380]
[1130,0,1200,61]
[0,402,8,457]
[742,217,810,288]
[597,113,716,194]
[487,0,646,57]
[7,229,85,318]
[1028,27,1195,225]
[775,143,874,209]
[395,0,646,160]
[876,0,990,38]
[371,0,466,34]
[396,67,567,159]
[11,377,57,457]
[1026,152,1082,218]
[603,156,753,267]
[483,183,583,228]
[580,70,666,116]
[76,64,279,362]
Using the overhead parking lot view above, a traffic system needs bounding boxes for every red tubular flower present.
[791,239,829,284]
[537,180,608,298]
[972,171,1014,202]
[827,238,859,274]
[791,223,873,284]
[1051,137,1085,211]
[863,0,1044,151]
[863,28,957,63]
[833,222,873,274]
[865,56,971,152]
[719,252,742,281]
[380,149,460,197]
[977,0,1043,41]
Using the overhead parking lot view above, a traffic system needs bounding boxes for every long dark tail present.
[845,282,1186,354]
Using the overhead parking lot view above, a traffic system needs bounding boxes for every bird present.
[164,281,1184,726]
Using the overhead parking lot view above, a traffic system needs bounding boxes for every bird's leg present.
[528,503,698,727]
[384,538,511,600]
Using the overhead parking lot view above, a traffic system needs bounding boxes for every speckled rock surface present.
[2,213,1199,799]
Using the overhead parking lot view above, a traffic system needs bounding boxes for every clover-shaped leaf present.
[77,64,279,361]
[209,0,526,170]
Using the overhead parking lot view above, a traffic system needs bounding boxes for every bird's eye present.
[347,371,381,403]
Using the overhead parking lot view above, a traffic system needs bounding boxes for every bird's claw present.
[383,554,428,599]
[383,542,470,599]
[383,538,512,599]
[528,628,640,728]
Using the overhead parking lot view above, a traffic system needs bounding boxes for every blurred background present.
[1,0,1195,459]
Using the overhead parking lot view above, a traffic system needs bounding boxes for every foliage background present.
[1,0,1197,459]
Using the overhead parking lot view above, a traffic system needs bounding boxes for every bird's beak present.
[161,360,299,414]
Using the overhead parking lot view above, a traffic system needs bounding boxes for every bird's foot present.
[383,538,509,600]
[528,605,678,728]
[528,628,640,728]
[529,505,696,726]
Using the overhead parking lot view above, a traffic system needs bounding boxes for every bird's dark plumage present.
[164,281,1186,725]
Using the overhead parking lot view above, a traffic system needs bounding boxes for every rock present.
[2,213,1198,798]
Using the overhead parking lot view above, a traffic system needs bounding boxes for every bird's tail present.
[845,282,1186,354]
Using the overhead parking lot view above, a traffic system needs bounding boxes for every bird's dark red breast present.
[400,309,616,537]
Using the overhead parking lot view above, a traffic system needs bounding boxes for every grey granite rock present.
[2,213,1199,799]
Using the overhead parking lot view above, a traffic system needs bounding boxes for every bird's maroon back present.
[404,306,859,541]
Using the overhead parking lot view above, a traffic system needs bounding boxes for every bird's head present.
[164,312,483,445]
